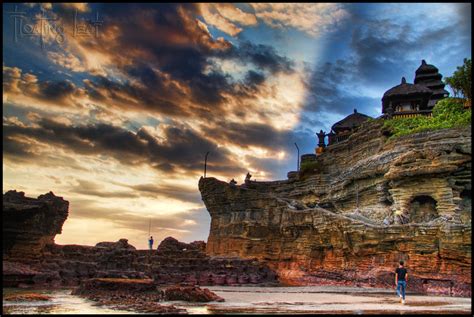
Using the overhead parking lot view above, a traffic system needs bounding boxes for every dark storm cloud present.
[3,118,244,176]
[39,80,76,100]
[224,41,294,74]
[3,65,82,108]
[201,121,317,179]
[344,3,471,89]
[47,3,294,117]
[203,121,293,149]
[2,137,37,158]
[349,20,459,86]
[244,70,266,87]
[303,60,380,117]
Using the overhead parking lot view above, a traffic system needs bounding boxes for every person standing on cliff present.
[149,236,154,250]
[395,260,408,304]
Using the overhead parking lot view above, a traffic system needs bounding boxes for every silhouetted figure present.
[245,172,252,184]
[149,236,154,250]
[229,179,237,186]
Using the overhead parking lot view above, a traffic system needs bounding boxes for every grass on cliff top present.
[383,98,471,140]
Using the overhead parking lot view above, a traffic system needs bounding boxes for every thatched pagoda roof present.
[415,60,439,75]
[331,109,372,132]
[382,77,432,99]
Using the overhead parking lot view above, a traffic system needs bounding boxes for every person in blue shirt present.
[148,236,154,250]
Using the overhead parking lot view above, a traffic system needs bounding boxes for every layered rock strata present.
[3,190,69,262]
[3,192,278,288]
[199,123,471,297]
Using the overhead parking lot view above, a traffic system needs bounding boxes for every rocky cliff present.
[199,122,471,297]
[3,192,277,288]
[3,190,69,262]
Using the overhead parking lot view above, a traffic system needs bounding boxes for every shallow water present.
[3,286,472,314]
[3,288,136,314]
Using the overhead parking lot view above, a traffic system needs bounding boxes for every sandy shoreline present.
[3,286,472,314]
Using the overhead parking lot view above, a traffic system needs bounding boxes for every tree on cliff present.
[444,58,471,106]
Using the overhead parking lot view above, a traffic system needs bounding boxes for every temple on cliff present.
[316,60,449,154]
[382,60,449,118]
[327,109,372,145]
[315,108,372,153]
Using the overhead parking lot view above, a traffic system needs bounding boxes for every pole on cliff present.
[294,143,300,171]
[204,151,210,178]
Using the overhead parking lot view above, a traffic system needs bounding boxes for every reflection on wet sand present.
[3,286,472,315]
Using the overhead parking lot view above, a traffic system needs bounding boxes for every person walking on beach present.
[395,260,408,304]
[148,236,154,250]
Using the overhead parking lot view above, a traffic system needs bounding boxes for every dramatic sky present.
[3,3,471,248]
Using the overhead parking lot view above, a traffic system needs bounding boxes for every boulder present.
[164,286,224,302]
[95,239,136,250]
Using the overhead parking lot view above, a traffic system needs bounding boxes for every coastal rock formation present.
[199,123,471,297]
[72,278,156,294]
[72,278,186,314]
[164,286,225,302]
[3,190,69,261]
[95,239,137,250]
[3,238,277,288]
[2,190,278,289]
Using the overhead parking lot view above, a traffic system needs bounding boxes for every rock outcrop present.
[2,190,278,289]
[3,238,277,288]
[199,123,471,297]
[3,190,69,261]
[164,286,224,302]
[72,278,156,294]
[2,190,278,288]
[72,278,186,314]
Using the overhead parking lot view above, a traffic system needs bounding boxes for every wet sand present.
[187,286,472,314]
[3,286,472,314]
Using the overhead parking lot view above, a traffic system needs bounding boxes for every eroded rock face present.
[4,238,278,288]
[3,190,69,261]
[3,190,278,288]
[199,124,471,297]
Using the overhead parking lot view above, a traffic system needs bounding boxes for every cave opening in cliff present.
[460,189,471,211]
[409,195,438,223]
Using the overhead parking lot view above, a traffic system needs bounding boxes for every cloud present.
[225,40,294,74]
[67,199,204,236]
[71,179,139,199]
[199,3,257,36]
[250,3,348,37]
[47,51,86,72]
[3,65,85,109]
[0,4,291,126]
[199,3,348,38]
[3,116,244,176]
[57,3,90,12]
